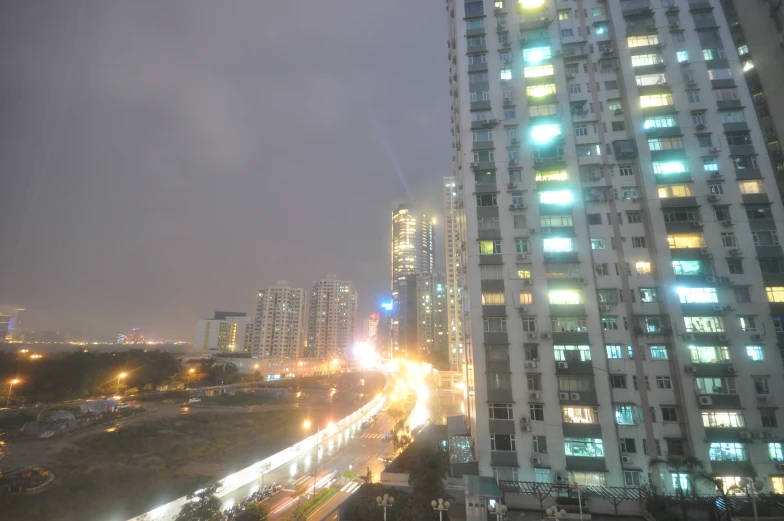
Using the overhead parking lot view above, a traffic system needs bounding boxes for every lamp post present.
[488,502,507,521]
[738,477,764,521]
[253,364,260,384]
[432,498,451,521]
[545,507,567,521]
[303,420,324,496]
[570,482,587,521]
[116,372,127,395]
[376,494,394,521]
[187,367,195,389]
[6,379,19,408]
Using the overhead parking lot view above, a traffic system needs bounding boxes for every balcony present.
[519,16,552,31]
[621,0,653,17]
[688,0,713,10]
[562,44,589,59]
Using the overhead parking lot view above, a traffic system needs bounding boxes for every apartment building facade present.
[307,275,357,358]
[446,0,784,492]
[445,177,467,371]
[252,281,307,359]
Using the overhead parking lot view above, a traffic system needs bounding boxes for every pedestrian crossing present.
[340,481,362,494]
[358,433,383,439]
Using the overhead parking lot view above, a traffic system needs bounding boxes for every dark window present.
[588,214,602,225]
[611,375,627,388]
[746,205,772,220]
[727,259,743,274]
[762,409,778,428]
[666,439,685,456]
[465,2,484,15]
[662,407,678,422]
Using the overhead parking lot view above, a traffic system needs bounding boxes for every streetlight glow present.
[303,420,311,430]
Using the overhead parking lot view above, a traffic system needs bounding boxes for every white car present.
[117,403,130,410]
[189,397,202,403]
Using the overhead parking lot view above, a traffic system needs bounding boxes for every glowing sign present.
[381,301,394,311]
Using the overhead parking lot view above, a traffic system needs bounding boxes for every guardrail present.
[128,394,386,521]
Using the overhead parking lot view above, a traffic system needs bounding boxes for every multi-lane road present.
[217,402,399,521]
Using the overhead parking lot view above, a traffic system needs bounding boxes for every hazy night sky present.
[0,1,451,340]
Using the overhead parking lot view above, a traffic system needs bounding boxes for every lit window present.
[526,84,557,97]
[549,290,582,305]
[480,240,502,254]
[627,35,659,47]
[769,442,784,462]
[562,407,596,424]
[640,94,674,108]
[767,287,784,302]
[615,405,642,425]
[517,265,532,279]
[631,54,663,67]
[591,239,606,250]
[676,51,689,63]
[535,170,568,182]
[652,161,686,175]
[530,124,562,144]
[708,68,733,80]
[636,261,652,275]
[703,158,719,171]
[539,190,572,204]
[688,345,730,363]
[522,46,552,63]
[644,115,678,129]
[683,316,725,333]
[676,287,718,304]
[554,344,591,361]
[606,345,623,359]
[746,345,764,361]
[671,260,703,275]
[568,472,607,487]
[482,292,505,305]
[701,411,745,428]
[520,291,533,305]
[564,437,604,457]
[524,64,554,77]
[738,180,763,194]
[650,346,668,360]
[543,238,575,252]
[737,45,749,55]
[520,0,546,8]
[666,233,705,248]
[500,68,512,81]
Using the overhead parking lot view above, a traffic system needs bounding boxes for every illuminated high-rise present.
[307,275,357,358]
[447,0,784,492]
[252,281,307,359]
[391,204,435,355]
[444,177,465,371]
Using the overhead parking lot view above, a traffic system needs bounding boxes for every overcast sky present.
[0,1,451,340]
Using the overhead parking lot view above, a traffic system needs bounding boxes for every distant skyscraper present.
[194,312,253,353]
[0,314,10,341]
[399,272,448,364]
[367,313,380,348]
[391,204,435,355]
[252,281,307,359]
[307,275,357,358]
[7,308,25,342]
[443,177,464,372]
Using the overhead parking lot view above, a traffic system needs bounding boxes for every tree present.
[408,444,448,500]
[236,502,269,521]
[649,456,717,521]
[360,466,373,484]
[175,483,222,521]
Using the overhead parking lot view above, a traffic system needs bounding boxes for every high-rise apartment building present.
[391,204,435,355]
[367,313,380,348]
[307,275,357,358]
[718,1,784,198]
[7,308,25,342]
[447,0,784,492]
[400,272,450,364]
[252,281,307,359]
[444,177,466,371]
[194,311,253,353]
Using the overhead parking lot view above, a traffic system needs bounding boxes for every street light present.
[116,372,127,395]
[376,494,394,521]
[546,507,567,521]
[187,367,195,388]
[488,502,507,521]
[432,498,450,521]
[738,477,765,521]
[570,482,587,521]
[253,364,260,384]
[6,379,19,408]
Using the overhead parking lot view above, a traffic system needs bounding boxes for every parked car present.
[117,403,130,410]
[189,397,202,404]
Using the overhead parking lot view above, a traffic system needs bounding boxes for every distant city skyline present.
[0,1,451,342]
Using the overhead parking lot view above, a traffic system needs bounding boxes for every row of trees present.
[175,484,269,521]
